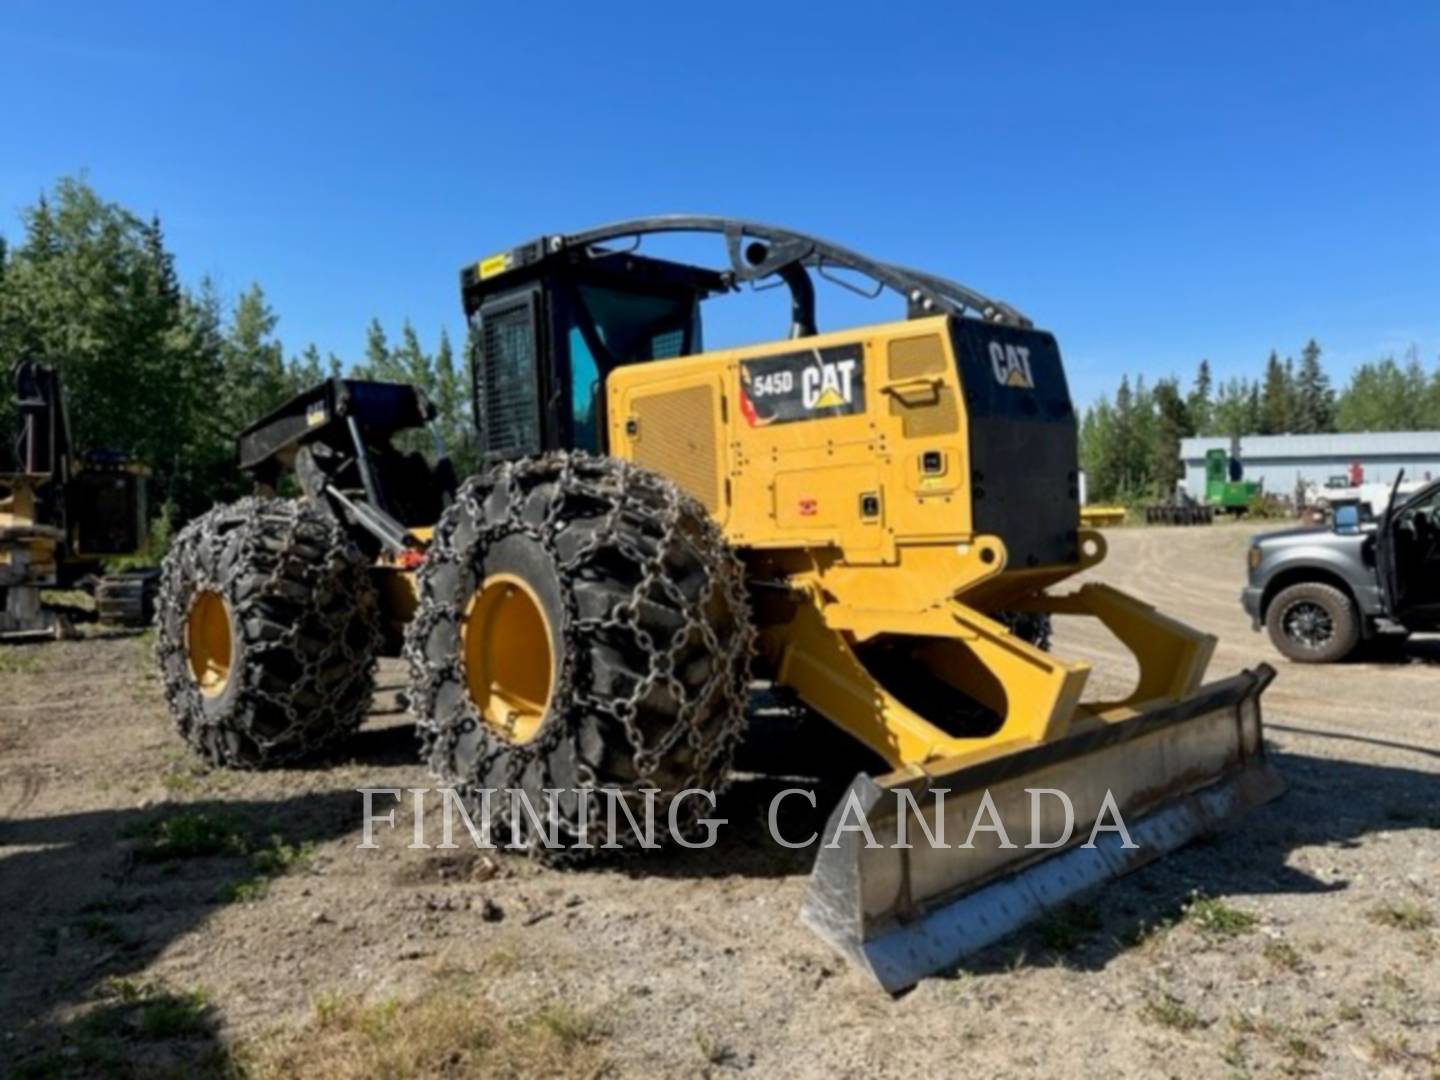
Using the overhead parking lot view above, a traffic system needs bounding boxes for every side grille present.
[887,334,960,438]
[477,299,542,460]
[630,384,720,512]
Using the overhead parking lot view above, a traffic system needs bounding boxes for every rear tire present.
[1265,581,1359,663]
[406,453,753,857]
[155,497,381,767]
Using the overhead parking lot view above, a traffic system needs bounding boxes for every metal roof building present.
[1179,431,1440,499]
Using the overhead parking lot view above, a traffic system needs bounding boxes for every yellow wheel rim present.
[186,589,233,697]
[462,573,555,744]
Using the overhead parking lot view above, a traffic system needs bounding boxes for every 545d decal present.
[738,344,865,427]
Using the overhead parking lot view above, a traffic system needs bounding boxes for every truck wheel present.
[1265,582,1359,663]
[155,497,381,767]
[406,453,753,857]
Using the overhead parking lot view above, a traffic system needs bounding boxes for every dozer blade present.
[800,664,1282,993]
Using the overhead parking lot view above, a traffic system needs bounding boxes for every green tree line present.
[0,178,477,530]
[7,177,1437,523]
[1081,341,1440,503]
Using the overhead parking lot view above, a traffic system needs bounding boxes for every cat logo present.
[738,344,866,426]
[802,353,859,410]
[988,341,1035,389]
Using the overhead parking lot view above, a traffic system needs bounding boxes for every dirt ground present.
[2,522,1437,1078]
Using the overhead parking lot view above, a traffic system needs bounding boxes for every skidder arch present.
[405,452,754,856]
[155,497,381,767]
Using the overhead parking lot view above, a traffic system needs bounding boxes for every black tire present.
[155,497,381,767]
[1265,581,1360,663]
[406,452,753,857]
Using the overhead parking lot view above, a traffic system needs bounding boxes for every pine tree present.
[359,318,391,380]
[433,328,479,477]
[1259,350,1293,434]
[1211,377,1254,438]
[1150,378,1193,499]
[292,344,327,389]
[220,284,292,440]
[1427,357,1440,429]
[1187,359,1213,435]
[1109,376,1139,498]
[1292,339,1334,433]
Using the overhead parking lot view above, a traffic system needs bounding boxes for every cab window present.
[564,285,699,451]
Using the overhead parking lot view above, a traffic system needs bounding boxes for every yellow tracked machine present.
[155,219,1282,990]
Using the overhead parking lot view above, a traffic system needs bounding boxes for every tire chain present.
[154,496,381,767]
[405,452,755,859]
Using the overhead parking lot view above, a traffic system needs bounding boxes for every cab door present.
[1378,475,1440,628]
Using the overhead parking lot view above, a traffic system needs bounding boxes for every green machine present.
[1205,441,1262,514]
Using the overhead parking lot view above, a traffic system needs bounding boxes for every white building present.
[1179,432,1440,501]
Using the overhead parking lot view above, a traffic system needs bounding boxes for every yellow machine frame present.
[605,315,1215,777]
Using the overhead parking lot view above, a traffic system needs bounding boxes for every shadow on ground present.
[952,745,1439,977]
[1349,634,1440,665]
[5,712,1435,1072]
[1,790,364,1077]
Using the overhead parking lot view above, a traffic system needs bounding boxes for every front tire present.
[406,453,753,857]
[155,497,381,767]
[1265,581,1359,663]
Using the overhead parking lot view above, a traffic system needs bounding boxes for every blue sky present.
[3,2,1437,406]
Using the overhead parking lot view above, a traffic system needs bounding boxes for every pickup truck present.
[1243,474,1440,662]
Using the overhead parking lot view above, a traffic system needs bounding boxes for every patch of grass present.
[220,835,315,903]
[1036,903,1103,953]
[1366,1033,1440,1069]
[136,989,214,1040]
[222,877,271,904]
[121,812,313,902]
[12,1032,129,1080]
[1220,1037,1247,1070]
[1183,895,1258,937]
[160,767,204,796]
[1230,1014,1329,1072]
[524,1003,607,1046]
[240,985,609,1079]
[694,1027,741,1067]
[1121,915,1175,951]
[77,915,132,950]
[123,810,247,861]
[1143,993,1206,1032]
[0,647,42,675]
[1283,1034,1322,1064]
[1262,938,1306,972]
[83,978,215,1041]
[1367,900,1434,932]
[13,980,230,1080]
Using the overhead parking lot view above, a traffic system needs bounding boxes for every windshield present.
[565,285,699,450]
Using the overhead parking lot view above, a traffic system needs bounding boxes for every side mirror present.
[1334,505,1360,531]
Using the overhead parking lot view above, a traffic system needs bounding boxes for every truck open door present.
[1377,471,1440,629]
[1375,470,1406,618]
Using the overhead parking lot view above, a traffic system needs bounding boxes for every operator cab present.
[462,247,727,462]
